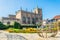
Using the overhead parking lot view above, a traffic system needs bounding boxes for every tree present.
[13,22,22,29]
[0,22,8,30]
[57,21,60,30]
[35,22,42,28]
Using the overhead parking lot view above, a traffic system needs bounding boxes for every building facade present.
[48,15,60,23]
[44,15,60,28]
[0,15,20,25]
[0,8,42,25]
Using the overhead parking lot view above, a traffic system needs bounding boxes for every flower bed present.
[6,28,40,33]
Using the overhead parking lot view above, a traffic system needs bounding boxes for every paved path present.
[0,30,60,40]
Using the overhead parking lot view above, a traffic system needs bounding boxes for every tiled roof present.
[53,15,60,19]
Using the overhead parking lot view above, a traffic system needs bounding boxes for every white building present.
[0,7,42,25]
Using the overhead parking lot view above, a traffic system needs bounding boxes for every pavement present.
[0,30,60,40]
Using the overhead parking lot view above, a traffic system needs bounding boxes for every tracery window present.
[22,17,26,24]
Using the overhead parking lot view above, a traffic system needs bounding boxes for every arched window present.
[22,17,26,24]
[27,17,30,24]
[36,17,38,22]
[32,18,35,24]
[7,21,10,25]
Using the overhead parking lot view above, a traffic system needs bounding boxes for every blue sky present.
[0,0,60,19]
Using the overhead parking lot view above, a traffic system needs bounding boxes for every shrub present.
[23,28,39,33]
[7,28,40,33]
[0,22,9,30]
[51,28,58,32]
[13,22,22,29]
[21,25,37,28]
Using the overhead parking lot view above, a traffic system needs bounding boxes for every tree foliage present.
[0,22,8,30]
[13,22,22,29]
